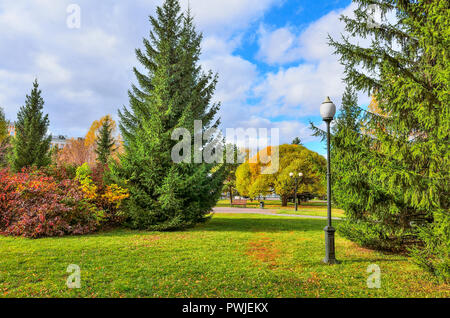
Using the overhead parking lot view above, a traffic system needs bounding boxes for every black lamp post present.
[320,97,340,265]
[289,172,303,211]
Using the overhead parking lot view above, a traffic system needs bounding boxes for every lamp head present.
[289,172,294,177]
[320,96,336,121]
[299,172,303,177]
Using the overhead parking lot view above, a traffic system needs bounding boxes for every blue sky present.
[0,0,371,156]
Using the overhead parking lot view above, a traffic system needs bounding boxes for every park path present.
[212,207,341,220]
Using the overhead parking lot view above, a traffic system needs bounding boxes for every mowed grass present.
[216,199,345,218]
[276,209,345,218]
[0,214,448,298]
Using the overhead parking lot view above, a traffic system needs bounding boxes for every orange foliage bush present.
[56,138,96,167]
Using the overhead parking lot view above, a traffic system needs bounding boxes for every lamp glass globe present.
[320,97,336,120]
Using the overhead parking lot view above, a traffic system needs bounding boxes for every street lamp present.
[320,97,340,265]
[289,172,303,211]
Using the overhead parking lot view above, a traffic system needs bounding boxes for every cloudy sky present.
[0,0,371,156]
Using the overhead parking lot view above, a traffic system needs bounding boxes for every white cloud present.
[254,2,371,119]
[256,4,359,65]
[257,26,301,65]
[228,115,315,146]
[35,54,72,84]
[0,0,280,137]
[0,70,34,117]
[202,54,257,104]
[0,0,370,152]
[71,28,119,57]
[180,0,281,35]
[254,59,348,117]
[201,35,242,58]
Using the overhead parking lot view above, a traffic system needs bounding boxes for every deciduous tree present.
[57,138,95,167]
[235,144,326,205]
[85,115,117,148]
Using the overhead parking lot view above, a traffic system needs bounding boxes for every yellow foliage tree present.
[85,115,117,148]
[83,115,124,164]
[235,144,326,206]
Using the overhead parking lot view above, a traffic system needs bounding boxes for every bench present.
[231,199,247,208]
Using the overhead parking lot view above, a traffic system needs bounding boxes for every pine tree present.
[114,0,225,230]
[95,116,116,165]
[11,80,51,171]
[327,0,449,280]
[0,107,10,168]
[0,106,8,143]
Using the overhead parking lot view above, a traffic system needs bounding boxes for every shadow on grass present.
[25,215,336,240]
[340,258,406,264]
[190,216,336,233]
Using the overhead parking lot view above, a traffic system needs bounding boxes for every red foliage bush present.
[0,168,98,238]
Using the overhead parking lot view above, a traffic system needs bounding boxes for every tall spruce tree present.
[95,116,116,165]
[325,0,449,280]
[0,106,8,143]
[311,87,401,250]
[0,107,10,168]
[11,80,51,171]
[115,0,225,230]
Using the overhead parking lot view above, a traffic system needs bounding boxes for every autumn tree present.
[292,137,302,145]
[57,138,94,167]
[85,115,117,149]
[235,144,326,205]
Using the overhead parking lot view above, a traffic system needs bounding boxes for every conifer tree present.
[114,0,225,230]
[0,107,10,168]
[0,107,8,143]
[324,0,449,280]
[11,80,51,171]
[95,116,116,165]
[312,86,367,214]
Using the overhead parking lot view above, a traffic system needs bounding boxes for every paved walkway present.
[212,207,341,220]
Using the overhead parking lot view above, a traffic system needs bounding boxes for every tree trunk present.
[281,195,288,207]
[229,186,233,206]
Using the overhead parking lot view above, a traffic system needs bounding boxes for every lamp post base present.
[322,257,341,265]
[323,226,340,265]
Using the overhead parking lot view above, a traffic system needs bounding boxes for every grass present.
[0,214,448,298]
[216,199,346,218]
[276,209,345,218]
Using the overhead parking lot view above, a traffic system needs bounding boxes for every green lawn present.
[276,209,345,218]
[216,199,345,218]
[0,214,447,298]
